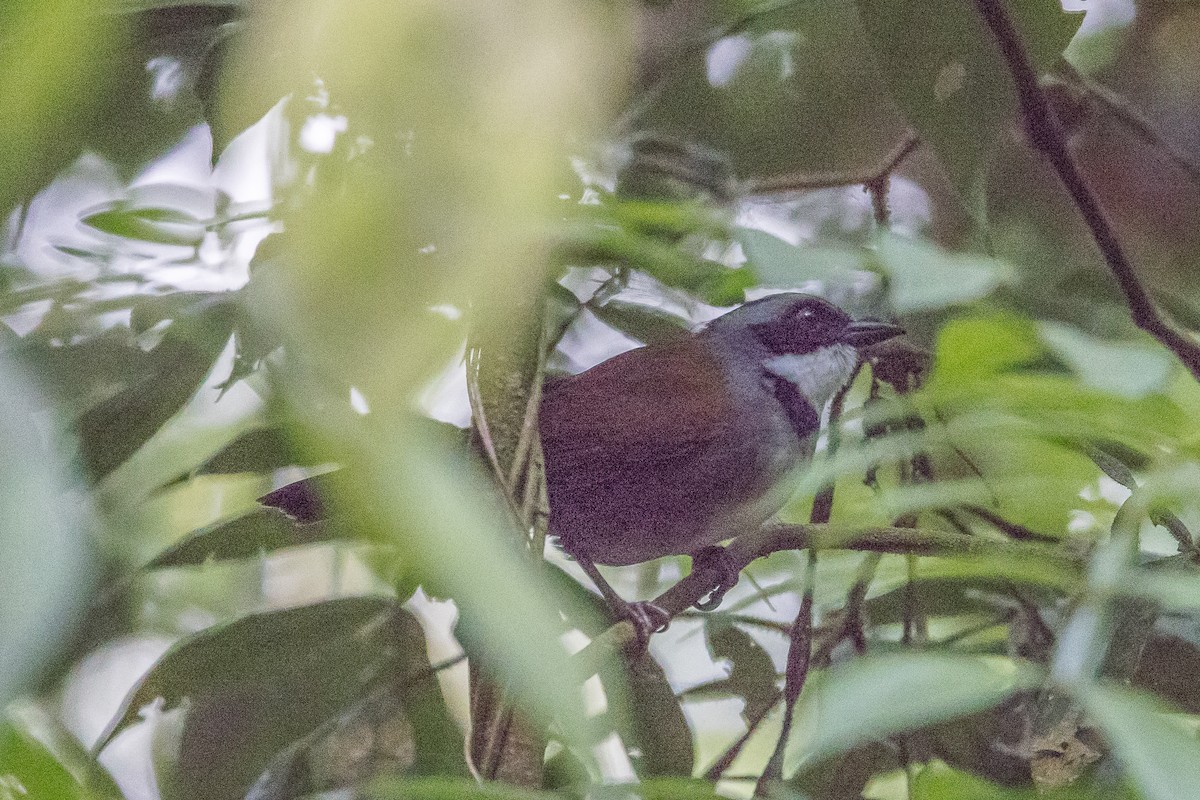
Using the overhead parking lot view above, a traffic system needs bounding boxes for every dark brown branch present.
[973,0,1200,381]
[575,523,1080,662]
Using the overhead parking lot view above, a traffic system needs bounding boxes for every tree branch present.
[574,523,1080,663]
[972,0,1200,382]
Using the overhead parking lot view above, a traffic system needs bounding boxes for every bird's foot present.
[613,599,671,650]
[692,546,740,611]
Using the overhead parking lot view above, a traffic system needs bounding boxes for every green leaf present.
[194,426,299,476]
[0,354,92,709]
[857,0,1081,225]
[77,297,237,481]
[82,208,206,247]
[696,623,780,722]
[633,2,910,184]
[871,234,1013,314]
[624,656,696,777]
[911,761,1039,799]
[784,655,1041,772]
[0,703,124,800]
[737,228,870,289]
[100,599,460,799]
[1038,322,1175,399]
[926,313,1042,393]
[0,1,125,214]
[365,777,561,800]
[1076,683,1200,800]
[589,300,692,346]
[144,506,337,569]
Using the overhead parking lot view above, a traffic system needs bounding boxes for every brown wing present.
[538,336,731,488]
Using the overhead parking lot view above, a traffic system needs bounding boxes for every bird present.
[539,292,903,639]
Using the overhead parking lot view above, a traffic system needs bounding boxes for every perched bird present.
[539,292,902,636]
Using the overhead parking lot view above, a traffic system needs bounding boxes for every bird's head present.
[703,292,903,356]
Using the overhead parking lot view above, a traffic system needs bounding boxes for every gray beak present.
[841,319,905,347]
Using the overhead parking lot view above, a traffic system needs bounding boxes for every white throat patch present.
[764,344,858,413]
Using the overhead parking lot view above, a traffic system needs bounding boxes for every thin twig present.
[703,691,782,781]
[744,130,921,195]
[755,550,817,796]
[973,0,1200,381]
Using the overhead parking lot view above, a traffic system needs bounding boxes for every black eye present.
[798,306,815,320]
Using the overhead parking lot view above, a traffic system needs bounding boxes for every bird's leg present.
[691,545,740,611]
[574,554,671,645]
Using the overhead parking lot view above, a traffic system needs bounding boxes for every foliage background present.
[3,1,1200,799]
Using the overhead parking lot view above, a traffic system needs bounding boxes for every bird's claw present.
[691,546,740,611]
[618,600,671,650]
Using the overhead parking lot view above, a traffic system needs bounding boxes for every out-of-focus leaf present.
[0,1,123,212]
[1039,323,1175,399]
[590,299,692,345]
[857,0,1081,224]
[1077,683,1200,800]
[195,426,299,477]
[788,741,899,800]
[634,2,910,183]
[926,314,1042,393]
[784,655,1041,773]
[103,600,457,800]
[563,224,755,307]
[365,776,561,800]
[912,761,1038,799]
[871,234,1014,314]
[623,656,695,777]
[695,623,779,723]
[0,354,91,709]
[77,297,236,481]
[144,506,336,569]
[863,578,1007,627]
[738,228,869,290]
[0,703,124,800]
[911,553,1081,595]
[82,207,206,246]
[128,291,223,335]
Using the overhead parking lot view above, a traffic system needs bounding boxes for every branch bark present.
[574,523,1081,665]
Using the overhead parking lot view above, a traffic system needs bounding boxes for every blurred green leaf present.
[738,228,870,289]
[0,1,124,212]
[1039,322,1175,399]
[562,224,755,307]
[365,776,561,800]
[926,313,1043,393]
[785,655,1041,772]
[623,656,695,777]
[144,506,337,569]
[857,0,1081,224]
[871,234,1014,314]
[194,426,300,477]
[103,599,458,800]
[634,1,910,182]
[0,353,92,709]
[589,299,693,346]
[1077,683,1200,800]
[77,296,236,481]
[911,761,1038,799]
[82,208,206,246]
[1133,634,1200,714]
[0,703,124,800]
